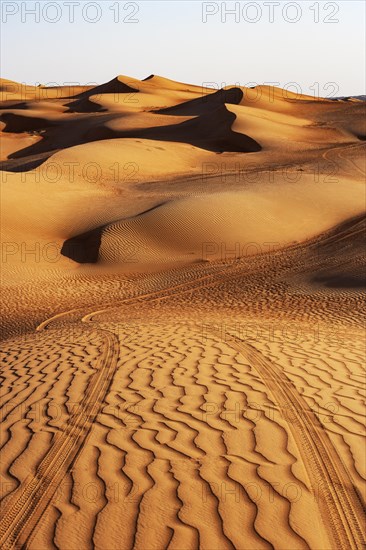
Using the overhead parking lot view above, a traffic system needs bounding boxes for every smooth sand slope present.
[0,75,365,550]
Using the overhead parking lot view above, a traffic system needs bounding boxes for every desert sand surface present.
[0,75,365,550]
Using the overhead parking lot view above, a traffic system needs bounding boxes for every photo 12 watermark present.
[199,320,345,346]
[0,79,141,104]
[1,240,140,264]
[201,161,340,184]
[1,1,140,24]
[0,398,142,427]
[0,479,141,503]
[201,81,341,100]
[201,2,340,24]
[1,161,140,184]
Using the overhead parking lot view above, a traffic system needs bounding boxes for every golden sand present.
[0,75,365,549]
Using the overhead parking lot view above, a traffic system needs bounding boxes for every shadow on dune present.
[1,112,57,133]
[61,202,168,264]
[61,226,103,263]
[66,97,107,113]
[0,101,261,171]
[73,77,139,99]
[65,77,140,113]
[85,104,262,153]
[0,101,29,110]
[310,214,366,289]
[314,214,365,253]
[0,153,53,171]
[312,274,366,288]
[0,112,116,171]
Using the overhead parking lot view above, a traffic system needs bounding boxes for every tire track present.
[216,331,366,550]
[322,142,366,177]
[2,216,364,547]
[35,265,236,330]
[35,213,365,332]
[0,329,119,550]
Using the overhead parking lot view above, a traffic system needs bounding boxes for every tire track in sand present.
[0,264,236,549]
[0,329,119,550]
[215,330,366,550]
[322,142,366,177]
[2,222,364,547]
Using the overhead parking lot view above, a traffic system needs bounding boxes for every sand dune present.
[70,180,364,268]
[0,75,365,550]
[2,74,364,172]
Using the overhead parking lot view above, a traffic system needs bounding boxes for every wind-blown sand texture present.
[0,75,365,550]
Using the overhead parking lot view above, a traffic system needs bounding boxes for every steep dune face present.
[75,76,140,98]
[141,74,213,92]
[156,87,244,115]
[0,74,365,550]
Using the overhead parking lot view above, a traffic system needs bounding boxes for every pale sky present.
[1,1,365,96]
